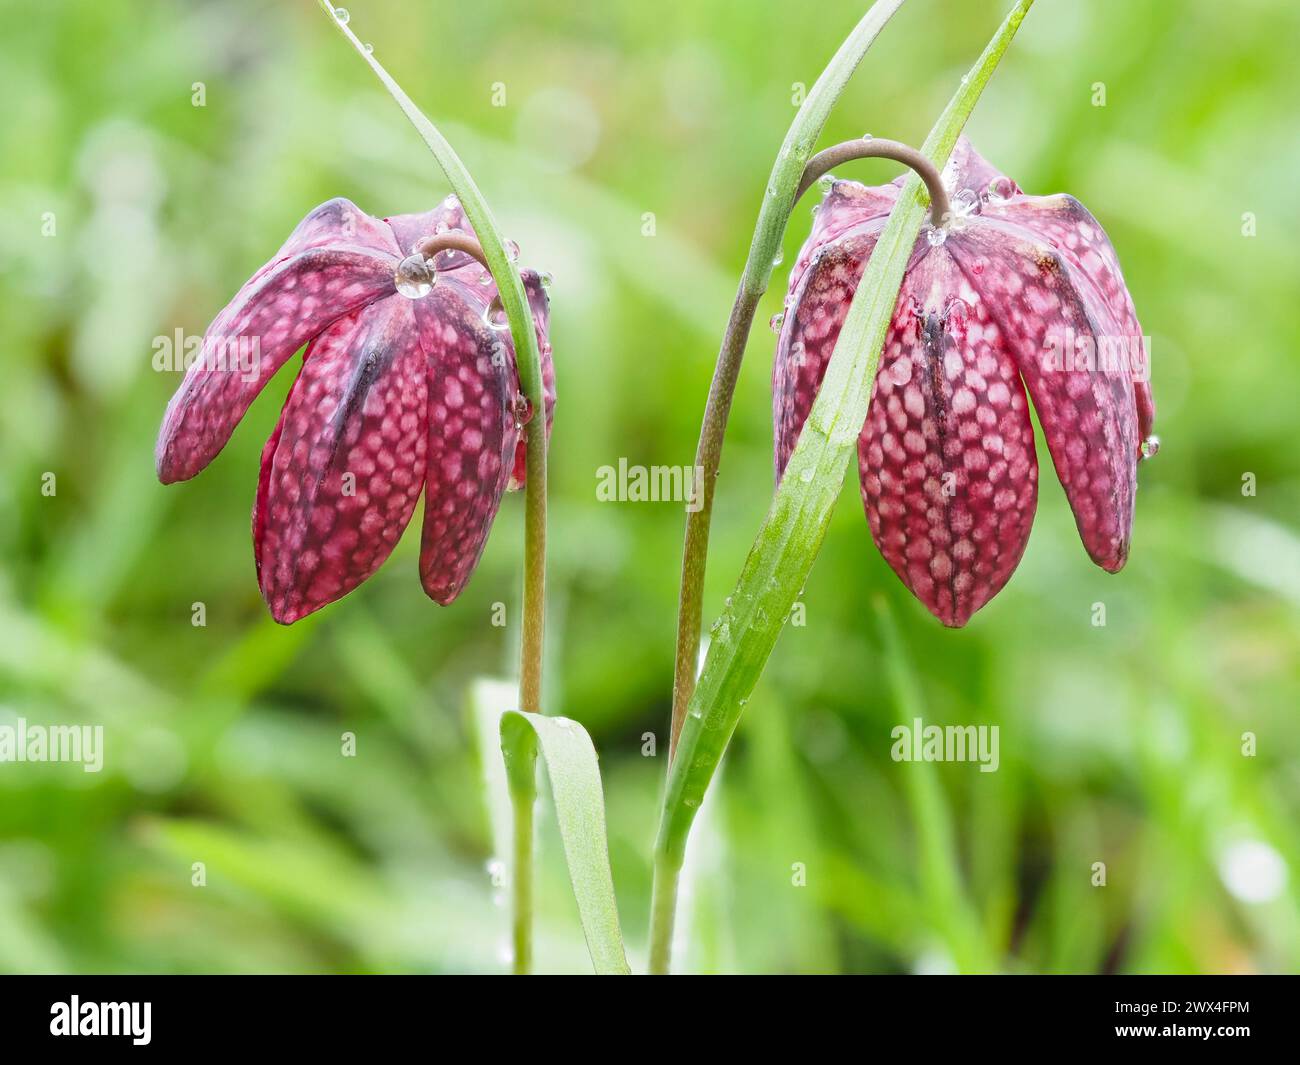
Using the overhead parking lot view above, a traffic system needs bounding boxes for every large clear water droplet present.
[925,225,948,248]
[484,296,510,331]
[394,254,434,299]
[538,270,554,291]
[332,6,350,25]
[987,175,1016,204]
[952,188,979,217]
[818,173,836,194]
[1141,434,1161,459]
[769,311,784,332]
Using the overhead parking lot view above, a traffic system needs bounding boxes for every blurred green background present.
[1,0,1297,974]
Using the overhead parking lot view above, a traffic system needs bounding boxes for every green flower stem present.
[509,775,535,973]
[669,0,909,756]
[319,1,548,972]
[650,0,1036,975]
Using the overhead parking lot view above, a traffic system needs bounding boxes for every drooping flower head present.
[774,137,1154,626]
[157,196,554,623]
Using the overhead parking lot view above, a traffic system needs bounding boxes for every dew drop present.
[443,193,459,210]
[772,249,785,268]
[952,188,979,217]
[511,392,533,430]
[769,311,785,332]
[818,174,836,194]
[925,225,948,248]
[394,254,435,299]
[364,42,374,55]
[332,6,350,25]
[987,176,1016,204]
[506,239,521,263]
[538,270,554,291]
[1140,434,1161,459]
[483,296,510,331]
[861,132,873,141]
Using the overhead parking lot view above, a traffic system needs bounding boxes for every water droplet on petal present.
[332,6,350,25]
[769,311,785,332]
[394,254,435,299]
[925,225,948,248]
[1141,434,1161,459]
[986,175,1016,204]
[538,270,554,291]
[511,392,533,430]
[484,296,510,331]
[818,174,836,194]
[952,188,980,217]
[443,193,459,210]
[944,297,969,327]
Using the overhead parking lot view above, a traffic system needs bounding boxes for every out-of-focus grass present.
[0,0,1297,974]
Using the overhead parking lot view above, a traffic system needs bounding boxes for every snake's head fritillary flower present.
[774,137,1154,627]
[156,196,554,623]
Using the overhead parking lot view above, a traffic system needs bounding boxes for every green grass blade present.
[657,0,1037,870]
[500,710,631,975]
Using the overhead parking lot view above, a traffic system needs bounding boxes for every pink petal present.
[385,199,473,259]
[255,295,427,624]
[387,205,554,490]
[858,248,1038,627]
[265,197,400,265]
[773,219,886,478]
[985,192,1154,442]
[947,219,1140,571]
[417,279,522,605]
[157,244,397,483]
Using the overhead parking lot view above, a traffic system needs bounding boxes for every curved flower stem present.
[653,0,1035,975]
[415,231,491,269]
[795,137,951,225]
[318,1,547,974]
[667,0,910,760]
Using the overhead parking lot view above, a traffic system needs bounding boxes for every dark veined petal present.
[156,244,397,483]
[773,219,887,478]
[416,278,521,605]
[388,203,554,490]
[985,192,1154,443]
[947,218,1139,571]
[254,295,427,624]
[265,197,400,266]
[859,246,1038,627]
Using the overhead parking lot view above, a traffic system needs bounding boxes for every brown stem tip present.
[796,137,950,228]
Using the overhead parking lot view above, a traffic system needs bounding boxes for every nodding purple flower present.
[156,196,555,624]
[774,137,1154,627]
